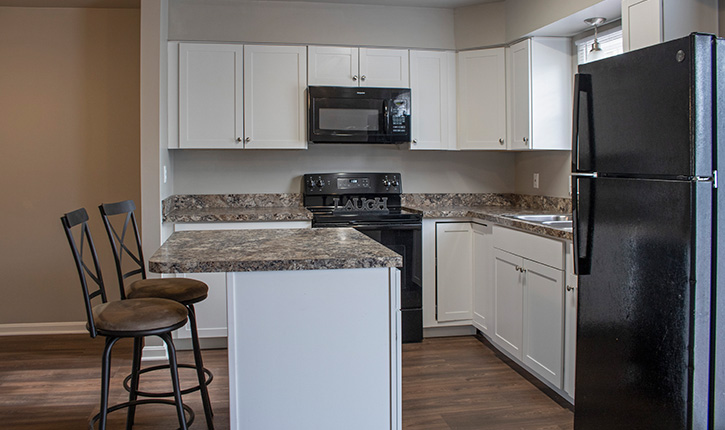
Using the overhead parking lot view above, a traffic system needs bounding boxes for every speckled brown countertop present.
[403,204,573,240]
[164,206,313,223]
[148,228,402,273]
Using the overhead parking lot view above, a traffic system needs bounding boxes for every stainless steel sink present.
[504,214,573,231]
[511,214,572,222]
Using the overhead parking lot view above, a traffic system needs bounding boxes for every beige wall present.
[504,0,601,41]
[454,1,506,50]
[168,0,455,49]
[173,146,516,194]
[514,151,571,198]
[721,0,725,35]
[0,7,140,324]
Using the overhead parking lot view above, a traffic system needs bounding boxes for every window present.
[576,29,623,65]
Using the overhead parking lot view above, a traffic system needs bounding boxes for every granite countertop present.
[164,206,313,223]
[404,204,573,241]
[148,228,402,273]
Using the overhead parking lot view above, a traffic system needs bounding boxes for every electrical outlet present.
[533,173,540,189]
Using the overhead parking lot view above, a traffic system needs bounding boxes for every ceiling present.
[0,0,502,9]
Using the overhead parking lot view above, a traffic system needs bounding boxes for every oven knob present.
[316,179,325,187]
[382,179,391,187]
[392,179,400,187]
[308,178,316,188]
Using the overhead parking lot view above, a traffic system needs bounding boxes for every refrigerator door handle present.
[572,172,598,178]
[572,73,593,173]
[572,176,594,276]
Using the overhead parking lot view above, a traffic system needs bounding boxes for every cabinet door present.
[308,46,359,87]
[174,272,228,339]
[523,259,564,388]
[472,223,493,334]
[359,48,409,88]
[435,222,472,322]
[493,249,523,359]
[507,39,531,150]
[178,43,243,149]
[244,45,307,149]
[564,269,578,398]
[622,0,662,52]
[457,48,506,150]
[409,50,456,150]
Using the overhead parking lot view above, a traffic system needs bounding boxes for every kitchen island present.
[149,228,403,430]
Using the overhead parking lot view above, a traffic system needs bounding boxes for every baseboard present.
[142,344,169,361]
[423,325,477,338]
[0,321,87,336]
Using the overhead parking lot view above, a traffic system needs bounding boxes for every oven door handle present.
[353,224,421,231]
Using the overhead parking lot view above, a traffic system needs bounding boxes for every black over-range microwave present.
[308,86,411,144]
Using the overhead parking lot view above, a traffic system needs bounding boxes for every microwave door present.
[310,97,382,143]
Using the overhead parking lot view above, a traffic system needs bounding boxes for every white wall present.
[173,145,516,194]
[169,0,455,49]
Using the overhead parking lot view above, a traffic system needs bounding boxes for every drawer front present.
[492,225,564,270]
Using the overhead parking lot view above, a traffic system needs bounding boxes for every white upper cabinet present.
[307,46,359,87]
[178,43,244,149]
[172,43,306,150]
[359,48,409,87]
[622,0,718,52]
[244,45,307,149]
[506,38,572,151]
[409,50,456,150]
[457,48,507,150]
[308,46,409,88]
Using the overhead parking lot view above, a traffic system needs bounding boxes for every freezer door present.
[573,34,713,178]
[573,176,712,430]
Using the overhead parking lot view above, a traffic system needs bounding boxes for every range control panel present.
[304,172,402,195]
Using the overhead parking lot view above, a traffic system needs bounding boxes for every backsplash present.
[163,193,303,214]
[402,193,572,213]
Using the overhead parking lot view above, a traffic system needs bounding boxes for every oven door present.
[308,86,411,143]
[353,223,422,343]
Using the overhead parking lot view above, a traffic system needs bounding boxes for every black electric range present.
[303,172,423,343]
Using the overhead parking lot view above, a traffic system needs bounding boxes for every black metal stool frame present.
[61,208,193,430]
[99,200,214,429]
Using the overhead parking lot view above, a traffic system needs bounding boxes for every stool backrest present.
[60,208,107,338]
[99,200,146,299]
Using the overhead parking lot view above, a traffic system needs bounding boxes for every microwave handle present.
[383,100,389,135]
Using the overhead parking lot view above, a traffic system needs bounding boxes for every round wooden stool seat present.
[127,278,209,306]
[92,298,188,335]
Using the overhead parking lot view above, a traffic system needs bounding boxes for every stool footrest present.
[123,363,214,398]
[90,398,194,430]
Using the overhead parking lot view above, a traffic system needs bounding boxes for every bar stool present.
[61,208,193,430]
[99,200,214,429]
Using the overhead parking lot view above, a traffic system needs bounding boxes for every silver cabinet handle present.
[361,75,366,81]
[236,137,242,142]
[245,137,251,143]
[352,75,358,81]
[499,138,504,145]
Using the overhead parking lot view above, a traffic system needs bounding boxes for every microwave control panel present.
[391,96,410,135]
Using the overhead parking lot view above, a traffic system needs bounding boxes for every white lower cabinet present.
[435,222,473,322]
[564,243,578,400]
[491,226,566,389]
[471,223,493,335]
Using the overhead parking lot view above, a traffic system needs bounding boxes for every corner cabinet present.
[170,42,307,149]
[435,222,473,322]
[506,38,572,151]
[456,48,507,150]
[409,50,456,150]
[308,46,409,88]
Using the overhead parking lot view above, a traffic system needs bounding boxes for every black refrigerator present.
[571,33,723,429]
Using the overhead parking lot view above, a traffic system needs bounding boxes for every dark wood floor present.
[0,334,572,429]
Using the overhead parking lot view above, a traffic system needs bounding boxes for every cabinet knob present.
[236,137,242,142]
[245,137,251,143]
[361,75,366,81]
[499,138,504,145]
[566,285,575,291]
[412,139,418,145]
[352,75,358,81]
[523,137,529,144]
